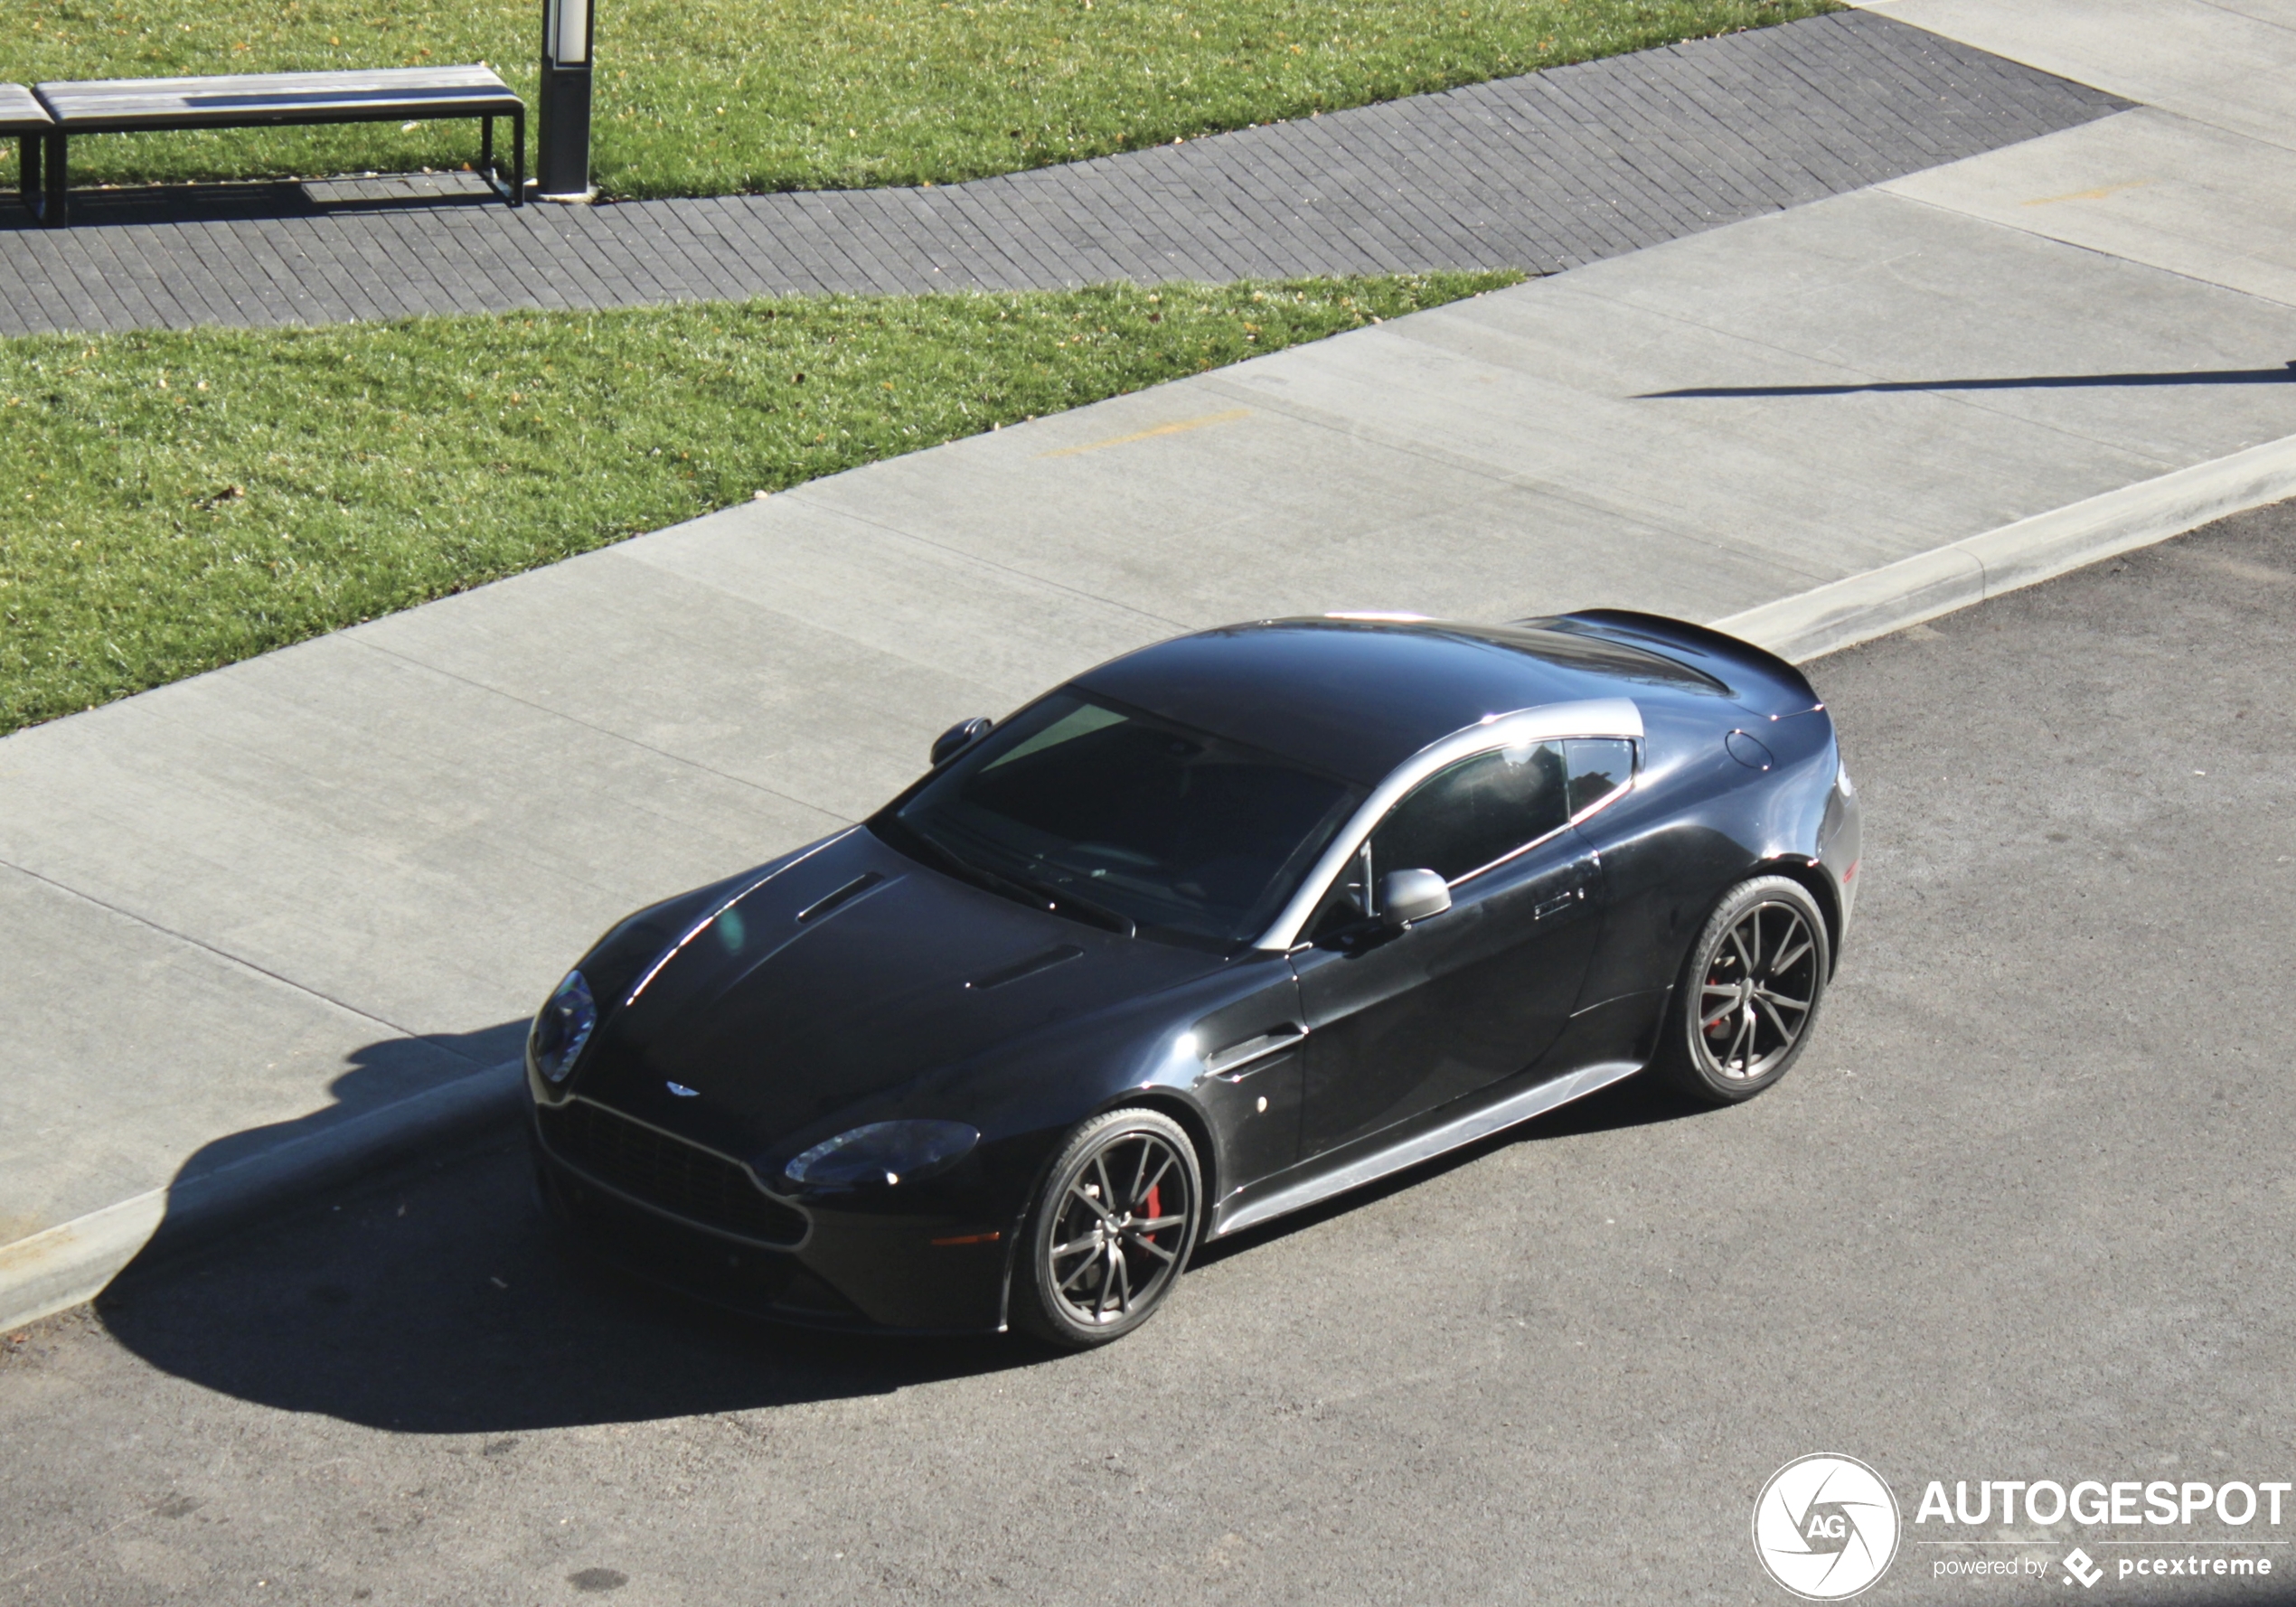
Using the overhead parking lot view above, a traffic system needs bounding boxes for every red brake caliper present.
[1144,1183,1162,1236]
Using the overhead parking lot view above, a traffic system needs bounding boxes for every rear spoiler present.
[1520,609,1823,718]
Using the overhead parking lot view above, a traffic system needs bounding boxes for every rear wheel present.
[1013,1108,1202,1349]
[1657,876,1830,1105]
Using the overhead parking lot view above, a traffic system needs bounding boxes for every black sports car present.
[526,612,1861,1347]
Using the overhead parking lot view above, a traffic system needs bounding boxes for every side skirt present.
[1208,1058,1646,1240]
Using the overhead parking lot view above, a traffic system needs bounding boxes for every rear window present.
[1501,623,1730,693]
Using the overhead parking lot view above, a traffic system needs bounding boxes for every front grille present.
[538,1098,807,1248]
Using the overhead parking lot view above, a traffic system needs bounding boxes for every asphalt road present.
[4,504,2293,1607]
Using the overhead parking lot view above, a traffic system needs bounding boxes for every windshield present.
[877,691,1365,945]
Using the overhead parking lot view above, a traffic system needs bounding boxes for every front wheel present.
[1656,876,1830,1105]
[1012,1108,1202,1349]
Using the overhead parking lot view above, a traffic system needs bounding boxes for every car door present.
[1289,740,1604,1160]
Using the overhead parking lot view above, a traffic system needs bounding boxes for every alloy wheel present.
[1042,1128,1195,1329]
[1696,899,1820,1081]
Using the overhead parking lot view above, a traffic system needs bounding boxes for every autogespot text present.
[1918,1477,2286,1584]
[1915,1479,2291,1528]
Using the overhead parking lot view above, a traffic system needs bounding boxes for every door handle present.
[1204,1026,1308,1080]
[1534,888,1582,920]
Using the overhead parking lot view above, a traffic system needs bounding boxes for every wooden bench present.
[20,65,523,226]
[2,83,54,218]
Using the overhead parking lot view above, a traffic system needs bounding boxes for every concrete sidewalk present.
[8,0,2296,1330]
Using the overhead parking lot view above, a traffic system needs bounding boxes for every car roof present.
[1071,616,1716,785]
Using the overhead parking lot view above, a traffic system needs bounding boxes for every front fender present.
[901,950,1301,1323]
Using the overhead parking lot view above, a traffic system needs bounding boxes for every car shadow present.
[95,1027,1698,1431]
[95,1028,1036,1435]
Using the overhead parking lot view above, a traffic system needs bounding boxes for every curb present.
[7,434,2296,1338]
[1714,432,2296,663]
[0,1060,524,1334]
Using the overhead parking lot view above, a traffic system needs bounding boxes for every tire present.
[1655,875,1830,1106]
[1012,1107,1203,1349]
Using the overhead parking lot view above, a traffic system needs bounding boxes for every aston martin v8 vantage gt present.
[526,611,1861,1347]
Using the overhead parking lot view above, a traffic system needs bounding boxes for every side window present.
[1371,742,1568,884]
[1565,738,1636,817]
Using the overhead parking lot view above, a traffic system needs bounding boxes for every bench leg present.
[43,132,65,228]
[476,113,522,206]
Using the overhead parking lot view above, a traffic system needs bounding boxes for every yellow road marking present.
[2020,178,2155,206]
[1037,408,1252,458]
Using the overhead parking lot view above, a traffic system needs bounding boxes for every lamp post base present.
[534,185,598,203]
[535,61,592,203]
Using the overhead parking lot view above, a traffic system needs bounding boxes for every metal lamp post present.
[537,0,594,201]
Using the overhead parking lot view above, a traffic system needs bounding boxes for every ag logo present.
[1753,1453,1901,1600]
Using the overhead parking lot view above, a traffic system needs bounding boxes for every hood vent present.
[965,944,1085,991]
[795,871,885,925]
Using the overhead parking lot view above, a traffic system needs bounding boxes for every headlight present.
[781,1120,980,1190]
[530,970,597,1085]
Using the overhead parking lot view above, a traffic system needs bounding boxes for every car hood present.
[570,829,1222,1163]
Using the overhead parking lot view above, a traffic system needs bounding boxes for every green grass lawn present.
[3,0,1833,198]
[0,272,1516,736]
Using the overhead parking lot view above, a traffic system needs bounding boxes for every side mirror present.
[1379,868,1452,928]
[930,716,994,767]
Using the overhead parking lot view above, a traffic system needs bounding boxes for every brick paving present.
[0,11,2122,336]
